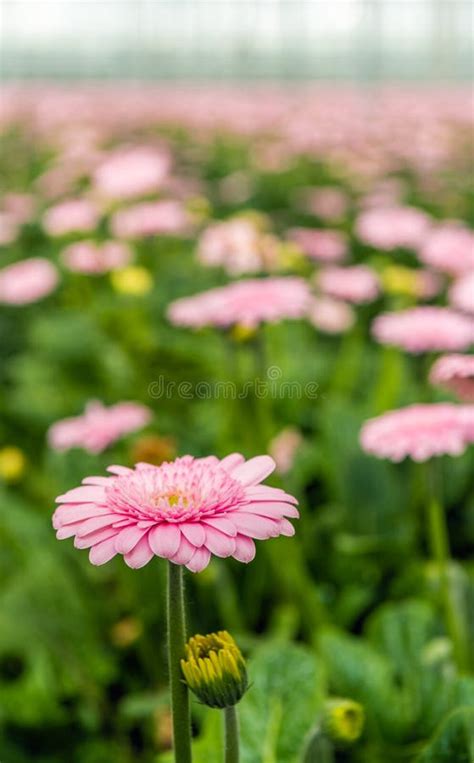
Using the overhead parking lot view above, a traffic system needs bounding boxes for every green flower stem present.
[167,562,192,763]
[224,705,240,763]
[426,465,468,672]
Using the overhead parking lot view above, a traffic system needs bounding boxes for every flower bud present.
[321,698,365,746]
[181,630,248,709]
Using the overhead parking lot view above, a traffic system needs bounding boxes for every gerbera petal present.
[204,526,236,557]
[180,522,206,547]
[56,521,84,539]
[245,485,298,504]
[243,501,300,519]
[52,503,111,528]
[231,455,276,486]
[148,524,181,559]
[232,535,256,563]
[74,527,118,549]
[115,525,148,554]
[202,516,237,536]
[124,536,154,568]
[107,465,132,475]
[89,537,118,565]
[186,546,211,573]
[169,536,196,565]
[56,485,106,503]
[76,514,119,537]
[81,476,111,486]
[219,453,245,472]
[278,518,296,536]
[232,512,281,539]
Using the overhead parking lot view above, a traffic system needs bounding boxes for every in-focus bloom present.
[61,240,132,274]
[307,295,355,334]
[317,265,380,304]
[269,427,303,474]
[0,258,59,305]
[372,307,473,353]
[48,400,152,454]
[429,354,474,402]
[167,277,311,329]
[449,272,474,315]
[52,453,298,570]
[197,217,279,275]
[43,198,99,236]
[356,206,431,250]
[289,228,347,263]
[93,146,170,199]
[110,200,188,238]
[418,223,474,275]
[181,631,248,708]
[110,266,153,295]
[360,403,472,462]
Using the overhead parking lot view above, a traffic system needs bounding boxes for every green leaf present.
[416,708,474,763]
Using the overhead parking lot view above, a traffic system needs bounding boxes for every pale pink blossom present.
[167,277,312,329]
[1,193,35,224]
[93,146,170,199]
[48,401,152,454]
[197,218,276,275]
[449,272,474,315]
[356,206,431,250]
[360,403,471,462]
[289,228,347,263]
[372,307,473,353]
[429,354,474,402]
[43,198,99,236]
[307,295,355,334]
[0,258,59,304]
[52,454,298,571]
[110,200,188,239]
[305,187,348,221]
[269,428,303,474]
[61,240,132,274]
[0,212,18,246]
[418,223,474,275]
[317,265,380,304]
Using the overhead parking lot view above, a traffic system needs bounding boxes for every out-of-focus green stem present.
[224,705,240,763]
[167,562,192,763]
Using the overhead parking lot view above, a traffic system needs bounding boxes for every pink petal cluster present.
[418,223,474,275]
[289,228,347,263]
[197,218,278,275]
[372,307,473,353]
[52,454,298,571]
[360,403,472,462]
[0,258,59,305]
[48,401,152,454]
[317,265,380,304]
[356,206,431,250]
[1,193,36,224]
[43,198,99,236]
[307,295,355,334]
[167,277,312,329]
[429,354,474,402]
[305,187,348,221]
[110,200,188,239]
[61,240,133,274]
[93,146,170,199]
[0,212,19,246]
[449,272,474,315]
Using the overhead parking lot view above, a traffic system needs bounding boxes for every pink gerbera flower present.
[360,403,471,462]
[289,228,347,263]
[110,200,188,239]
[167,277,311,329]
[48,400,152,454]
[0,258,59,305]
[429,354,474,402]
[418,223,474,276]
[372,307,473,353]
[52,454,298,571]
[61,240,132,274]
[317,265,380,304]
[355,205,431,251]
[449,272,474,315]
[93,146,170,200]
[43,198,99,236]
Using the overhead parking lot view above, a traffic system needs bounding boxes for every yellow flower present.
[0,446,26,482]
[381,265,421,297]
[322,698,365,746]
[230,324,258,342]
[181,630,248,708]
[110,266,153,295]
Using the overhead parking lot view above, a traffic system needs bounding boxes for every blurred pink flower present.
[0,212,19,246]
[372,307,473,353]
[167,277,312,329]
[289,228,347,263]
[43,198,99,236]
[198,218,277,275]
[418,223,474,275]
[48,401,152,454]
[110,200,188,238]
[429,354,474,402]
[449,272,474,315]
[307,295,355,334]
[269,428,303,474]
[317,265,380,304]
[360,403,471,462]
[52,454,298,570]
[0,258,59,304]
[356,206,431,250]
[61,240,132,274]
[1,193,35,224]
[93,146,170,199]
[306,187,348,221]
